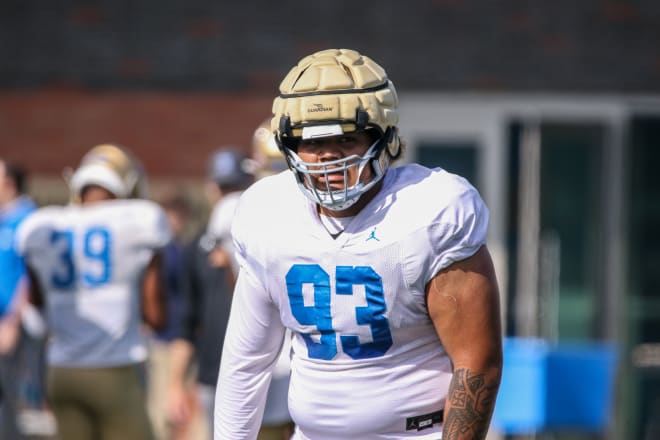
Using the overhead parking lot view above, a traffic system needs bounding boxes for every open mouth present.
[313,179,344,193]
[321,171,344,182]
[294,152,368,196]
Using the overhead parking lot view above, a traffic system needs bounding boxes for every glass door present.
[507,121,608,340]
[626,115,660,440]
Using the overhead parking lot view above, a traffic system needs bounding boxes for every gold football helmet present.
[271,49,402,210]
[68,143,147,202]
[248,119,288,180]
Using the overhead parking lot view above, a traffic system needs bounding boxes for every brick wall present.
[1,0,659,193]
[0,88,272,178]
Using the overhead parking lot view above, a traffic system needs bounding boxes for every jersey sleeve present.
[15,210,48,259]
[207,202,230,243]
[427,184,489,280]
[133,201,172,249]
[207,194,240,243]
[214,193,287,439]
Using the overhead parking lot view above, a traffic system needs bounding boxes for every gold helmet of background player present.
[249,119,287,179]
[68,144,148,203]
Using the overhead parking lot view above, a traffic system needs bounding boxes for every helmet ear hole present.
[279,116,292,139]
[356,109,369,131]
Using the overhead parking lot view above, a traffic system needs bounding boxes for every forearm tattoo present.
[443,368,499,440]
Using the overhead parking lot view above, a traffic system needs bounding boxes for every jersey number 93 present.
[286,264,393,361]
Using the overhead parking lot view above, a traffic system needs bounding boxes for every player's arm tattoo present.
[442,368,499,440]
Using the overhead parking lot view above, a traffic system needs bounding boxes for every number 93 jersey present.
[16,199,170,367]
[218,164,489,439]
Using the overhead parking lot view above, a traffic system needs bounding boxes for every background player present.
[247,121,295,440]
[167,148,253,438]
[215,49,503,439]
[17,144,171,440]
[205,148,254,280]
[0,159,46,439]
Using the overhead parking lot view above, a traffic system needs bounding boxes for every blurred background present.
[1,1,659,439]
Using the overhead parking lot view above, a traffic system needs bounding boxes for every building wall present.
[1,0,659,93]
[0,89,272,178]
[2,1,659,181]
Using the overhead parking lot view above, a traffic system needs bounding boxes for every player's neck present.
[318,212,354,238]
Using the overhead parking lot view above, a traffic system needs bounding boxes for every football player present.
[0,159,40,440]
[215,49,503,440]
[206,148,254,280]
[248,121,295,440]
[247,119,289,180]
[17,144,170,440]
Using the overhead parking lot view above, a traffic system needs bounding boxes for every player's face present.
[297,132,374,191]
[81,185,117,205]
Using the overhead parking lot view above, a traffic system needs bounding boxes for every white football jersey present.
[215,164,489,440]
[207,191,243,273]
[17,199,170,367]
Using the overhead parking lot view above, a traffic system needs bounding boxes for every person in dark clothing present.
[146,193,194,439]
[178,229,233,408]
[155,195,191,343]
[167,148,253,439]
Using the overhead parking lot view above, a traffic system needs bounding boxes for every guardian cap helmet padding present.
[272,49,401,211]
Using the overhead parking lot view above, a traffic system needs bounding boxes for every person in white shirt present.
[247,120,295,440]
[17,144,170,440]
[206,148,255,281]
[215,49,503,440]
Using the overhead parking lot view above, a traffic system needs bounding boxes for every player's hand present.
[167,383,193,427]
[208,246,231,268]
[0,314,20,354]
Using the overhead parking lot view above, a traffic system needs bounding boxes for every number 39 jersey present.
[216,163,490,440]
[16,199,170,367]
